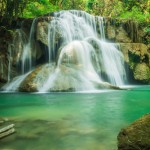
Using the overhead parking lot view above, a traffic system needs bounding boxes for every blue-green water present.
[0,86,150,150]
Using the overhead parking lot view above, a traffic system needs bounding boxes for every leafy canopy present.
[0,0,149,23]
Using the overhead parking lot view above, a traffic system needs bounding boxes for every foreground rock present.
[118,114,150,150]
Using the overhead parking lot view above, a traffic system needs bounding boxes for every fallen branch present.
[0,124,14,134]
[0,128,15,139]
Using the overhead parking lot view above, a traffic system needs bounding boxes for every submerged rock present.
[118,114,150,150]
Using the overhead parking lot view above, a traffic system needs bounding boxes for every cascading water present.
[40,10,126,92]
[0,57,4,80]
[2,19,36,91]
[21,18,37,74]
[47,10,98,62]
[2,72,31,92]
[7,44,12,82]
[2,10,127,92]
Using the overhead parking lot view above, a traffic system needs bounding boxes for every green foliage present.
[1,0,149,25]
[58,0,86,10]
[86,0,105,15]
[144,25,150,33]
[23,0,86,18]
[116,0,150,23]
[23,0,59,18]
[119,6,147,23]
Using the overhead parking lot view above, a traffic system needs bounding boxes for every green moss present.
[118,114,150,150]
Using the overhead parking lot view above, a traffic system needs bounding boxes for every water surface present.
[0,86,150,150]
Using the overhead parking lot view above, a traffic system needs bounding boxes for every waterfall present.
[7,44,12,82]
[47,10,98,62]
[98,41,126,85]
[2,10,127,92]
[39,10,126,92]
[2,72,30,92]
[97,16,105,39]
[12,29,27,65]
[0,58,4,80]
[1,20,36,91]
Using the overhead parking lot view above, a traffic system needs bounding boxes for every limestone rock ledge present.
[120,43,150,83]
[118,114,150,150]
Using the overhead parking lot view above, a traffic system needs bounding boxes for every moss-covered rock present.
[120,43,150,83]
[116,26,132,43]
[105,18,140,43]
[118,114,150,150]
[120,43,149,63]
[36,21,49,46]
[134,63,150,83]
[19,63,55,92]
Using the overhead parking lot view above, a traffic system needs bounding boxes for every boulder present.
[47,65,81,92]
[19,63,120,92]
[19,64,86,92]
[118,114,150,150]
[19,63,55,92]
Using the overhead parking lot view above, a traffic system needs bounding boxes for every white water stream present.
[40,10,126,92]
[2,72,30,92]
[21,19,36,74]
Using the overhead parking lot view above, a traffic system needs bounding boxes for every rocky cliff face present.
[0,18,33,87]
[0,26,16,86]
[0,15,149,88]
[105,18,150,84]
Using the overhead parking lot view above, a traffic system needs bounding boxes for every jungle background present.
[0,0,149,23]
